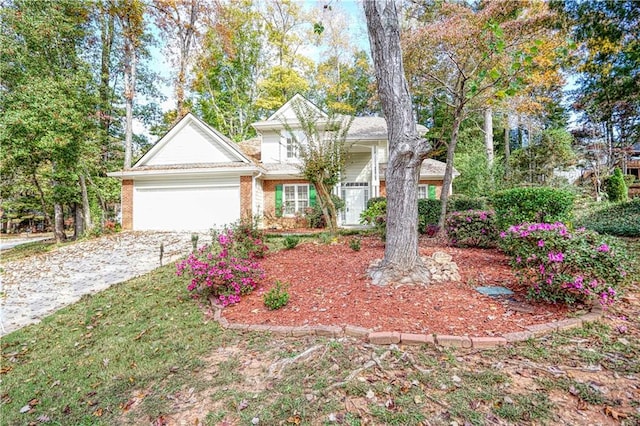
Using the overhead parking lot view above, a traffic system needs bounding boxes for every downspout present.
[252,171,263,227]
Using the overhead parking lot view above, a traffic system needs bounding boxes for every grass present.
[0,239,60,263]
[1,234,639,425]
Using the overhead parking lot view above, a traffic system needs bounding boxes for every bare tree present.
[364,0,433,286]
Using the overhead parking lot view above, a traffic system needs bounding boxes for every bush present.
[448,195,488,212]
[604,167,628,203]
[499,222,629,306]
[263,281,290,310]
[417,199,441,233]
[349,238,361,251]
[304,195,345,229]
[210,220,268,259]
[492,187,575,230]
[367,196,386,209]
[446,210,499,248]
[360,198,387,239]
[176,227,265,306]
[283,235,300,249]
[623,174,637,186]
[577,198,640,237]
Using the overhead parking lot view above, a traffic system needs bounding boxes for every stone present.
[344,325,371,338]
[526,323,557,336]
[475,286,514,297]
[368,331,401,345]
[553,318,582,331]
[313,325,343,337]
[436,335,471,348]
[502,331,534,342]
[471,336,507,349]
[432,251,453,264]
[400,333,435,346]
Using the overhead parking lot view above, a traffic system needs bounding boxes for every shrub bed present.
[577,198,640,237]
[499,222,629,307]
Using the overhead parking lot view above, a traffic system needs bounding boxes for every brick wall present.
[240,175,253,220]
[263,179,310,229]
[121,179,133,230]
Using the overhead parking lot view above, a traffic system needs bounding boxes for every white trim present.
[282,183,310,217]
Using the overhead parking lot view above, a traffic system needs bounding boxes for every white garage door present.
[133,177,241,231]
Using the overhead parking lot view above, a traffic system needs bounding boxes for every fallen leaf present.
[238,399,249,411]
[414,395,423,404]
[0,366,13,374]
[121,399,135,412]
[93,408,103,417]
[19,405,31,414]
[286,414,301,424]
[604,406,626,420]
[28,398,40,406]
[36,414,51,423]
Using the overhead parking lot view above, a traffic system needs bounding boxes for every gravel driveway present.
[0,231,204,336]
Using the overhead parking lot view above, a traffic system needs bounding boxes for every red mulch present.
[222,236,575,336]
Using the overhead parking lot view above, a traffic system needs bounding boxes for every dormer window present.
[286,135,298,159]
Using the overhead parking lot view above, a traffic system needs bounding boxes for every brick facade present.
[239,175,253,220]
[121,179,133,230]
[262,179,311,229]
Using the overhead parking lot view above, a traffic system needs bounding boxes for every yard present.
[1,231,638,425]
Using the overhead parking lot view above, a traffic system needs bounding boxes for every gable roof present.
[133,113,252,168]
[347,116,428,141]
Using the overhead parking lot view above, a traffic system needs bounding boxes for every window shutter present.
[309,184,317,206]
[428,185,437,200]
[275,184,283,217]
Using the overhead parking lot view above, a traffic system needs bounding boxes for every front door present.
[342,183,368,225]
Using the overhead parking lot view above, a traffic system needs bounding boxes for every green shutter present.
[428,185,437,200]
[275,184,283,217]
[309,184,317,206]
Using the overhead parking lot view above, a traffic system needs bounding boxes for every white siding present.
[260,132,282,163]
[145,122,239,166]
[344,152,372,183]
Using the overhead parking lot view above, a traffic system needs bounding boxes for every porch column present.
[371,145,380,197]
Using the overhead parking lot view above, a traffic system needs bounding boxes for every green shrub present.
[367,196,386,209]
[623,174,637,186]
[263,281,290,310]
[349,238,361,251]
[304,195,345,228]
[210,219,268,259]
[283,235,300,249]
[499,222,629,306]
[360,198,387,239]
[447,195,488,212]
[417,199,441,233]
[446,210,499,248]
[577,198,640,237]
[492,187,574,230]
[605,167,628,203]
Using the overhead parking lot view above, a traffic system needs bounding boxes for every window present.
[283,184,309,216]
[286,136,298,159]
[283,131,304,159]
[418,184,437,200]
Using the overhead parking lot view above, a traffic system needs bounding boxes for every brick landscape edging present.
[209,297,604,350]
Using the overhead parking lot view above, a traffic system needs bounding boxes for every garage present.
[133,177,240,231]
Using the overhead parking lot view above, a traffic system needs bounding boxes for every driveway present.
[0,231,204,336]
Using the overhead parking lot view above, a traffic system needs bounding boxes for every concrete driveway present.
[0,231,204,336]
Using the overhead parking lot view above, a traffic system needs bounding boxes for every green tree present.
[192,0,264,141]
[605,167,628,203]
[554,0,639,167]
[0,0,99,241]
[285,98,353,234]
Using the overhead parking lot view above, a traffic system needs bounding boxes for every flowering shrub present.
[177,223,266,306]
[499,222,629,307]
[446,210,499,248]
[210,220,268,259]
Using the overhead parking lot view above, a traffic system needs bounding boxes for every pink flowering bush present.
[446,210,499,248]
[499,222,629,307]
[176,222,266,306]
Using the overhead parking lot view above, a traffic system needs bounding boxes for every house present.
[108,95,454,231]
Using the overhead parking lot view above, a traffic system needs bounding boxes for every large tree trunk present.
[53,202,66,243]
[80,174,93,232]
[484,107,494,166]
[364,0,432,287]
[315,179,338,234]
[32,173,52,229]
[74,202,84,240]
[123,39,136,169]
